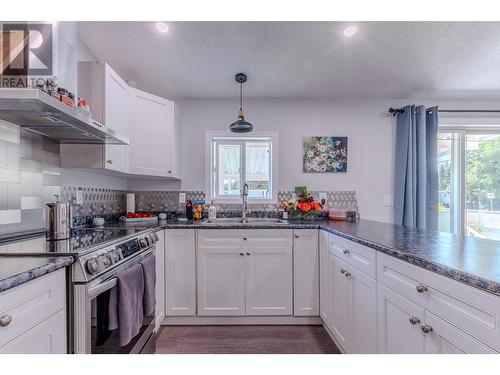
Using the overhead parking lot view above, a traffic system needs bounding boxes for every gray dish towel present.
[108,262,145,346]
[140,254,156,316]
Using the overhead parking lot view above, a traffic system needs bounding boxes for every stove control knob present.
[107,249,118,264]
[139,237,148,248]
[86,258,99,274]
[149,233,157,244]
[98,254,111,269]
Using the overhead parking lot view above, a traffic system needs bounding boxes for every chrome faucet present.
[241,183,249,223]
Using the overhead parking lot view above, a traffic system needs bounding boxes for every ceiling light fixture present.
[343,25,357,37]
[229,73,253,133]
[156,22,169,33]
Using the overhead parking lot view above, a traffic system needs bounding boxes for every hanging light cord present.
[240,81,243,112]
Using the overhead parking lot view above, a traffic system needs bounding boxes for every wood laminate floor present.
[155,325,341,354]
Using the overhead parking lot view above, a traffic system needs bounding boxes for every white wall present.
[177,97,500,223]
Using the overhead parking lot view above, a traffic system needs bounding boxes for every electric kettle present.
[46,195,72,240]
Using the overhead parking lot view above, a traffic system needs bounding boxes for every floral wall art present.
[303,136,348,173]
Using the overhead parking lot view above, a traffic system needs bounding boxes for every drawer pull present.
[246,252,250,256]
[409,316,420,325]
[420,324,433,333]
[344,272,352,278]
[343,249,350,255]
[416,285,428,293]
[340,269,346,274]
[0,315,12,327]
[294,235,299,238]
[243,237,247,241]
[240,253,244,256]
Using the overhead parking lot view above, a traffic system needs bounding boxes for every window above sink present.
[206,132,278,204]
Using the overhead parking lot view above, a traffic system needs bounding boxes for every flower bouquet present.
[281,187,323,220]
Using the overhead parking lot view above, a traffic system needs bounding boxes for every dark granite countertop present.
[0,256,74,293]
[157,218,500,296]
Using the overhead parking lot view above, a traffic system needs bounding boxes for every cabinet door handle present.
[343,249,350,255]
[420,324,433,333]
[340,269,346,274]
[239,253,244,256]
[168,170,172,174]
[0,315,12,327]
[106,159,113,164]
[416,285,428,293]
[243,237,247,241]
[344,272,351,278]
[246,252,250,256]
[409,316,420,325]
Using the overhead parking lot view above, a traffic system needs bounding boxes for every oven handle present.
[86,247,154,299]
[87,278,118,299]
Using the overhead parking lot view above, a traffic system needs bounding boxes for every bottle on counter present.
[185,200,194,220]
[208,201,217,220]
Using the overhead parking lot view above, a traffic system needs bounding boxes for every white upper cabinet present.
[61,62,130,173]
[128,88,180,178]
[62,61,182,179]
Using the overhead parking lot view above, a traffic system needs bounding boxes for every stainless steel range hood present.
[0,89,129,144]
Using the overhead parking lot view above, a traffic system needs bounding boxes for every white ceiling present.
[78,21,500,100]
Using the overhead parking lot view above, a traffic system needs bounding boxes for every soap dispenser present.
[208,201,217,220]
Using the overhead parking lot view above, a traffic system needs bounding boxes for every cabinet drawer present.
[0,309,66,354]
[0,269,65,347]
[377,252,500,351]
[198,229,292,247]
[329,234,376,277]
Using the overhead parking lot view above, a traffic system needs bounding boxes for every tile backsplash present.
[0,122,61,235]
[0,120,358,235]
[131,190,358,214]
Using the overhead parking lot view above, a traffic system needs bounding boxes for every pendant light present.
[229,73,253,133]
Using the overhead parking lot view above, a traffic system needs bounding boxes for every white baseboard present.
[161,315,322,325]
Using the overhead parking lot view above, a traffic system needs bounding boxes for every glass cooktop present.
[0,228,147,257]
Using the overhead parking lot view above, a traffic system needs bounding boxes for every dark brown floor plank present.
[155,325,341,354]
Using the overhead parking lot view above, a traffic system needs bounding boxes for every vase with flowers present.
[281,186,323,220]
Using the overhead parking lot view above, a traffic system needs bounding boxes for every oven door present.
[73,247,156,354]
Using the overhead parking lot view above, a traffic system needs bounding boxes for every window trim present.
[205,131,278,204]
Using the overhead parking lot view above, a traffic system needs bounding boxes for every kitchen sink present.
[201,217,289,225]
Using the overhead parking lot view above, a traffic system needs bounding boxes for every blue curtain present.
[394,105,438,230]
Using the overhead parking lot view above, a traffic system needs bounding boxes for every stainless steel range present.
[0,227,159,354]
[72,229,159,354]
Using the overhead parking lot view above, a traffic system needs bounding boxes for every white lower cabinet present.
[349,264,378,353]
[154,229,165,329]
[197,229,293,317]
[320,231,378,354]
[377,283,425,354]
[0,309,66,354]
[319,230,330,324]
[245,245,292,316]
[377,283,495,354]
[197,246,246,316]
[326,253,378,353]
[328,254,351,351]
[293,230,319,316]
[165,229,196,316]
[422,311,495,354]
[0,269,66,354]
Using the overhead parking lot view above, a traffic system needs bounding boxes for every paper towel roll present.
[126,193,135,213]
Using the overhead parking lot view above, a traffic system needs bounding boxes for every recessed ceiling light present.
[343,25,357,37]
[156,22,169,33]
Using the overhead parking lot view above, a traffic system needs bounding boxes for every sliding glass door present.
[438,129,500,241]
